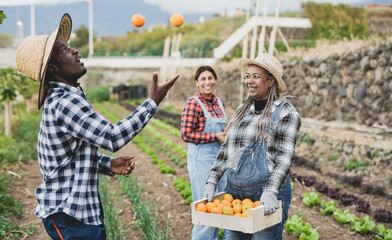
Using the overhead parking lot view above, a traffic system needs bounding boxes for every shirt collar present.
[47,81,85,98]
[196,92,217,102]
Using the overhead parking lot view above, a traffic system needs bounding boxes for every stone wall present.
[168,42,392,127]
[368,17,392,36]
[283,41,392,126]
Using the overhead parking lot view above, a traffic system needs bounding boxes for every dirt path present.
[10,160,49,239]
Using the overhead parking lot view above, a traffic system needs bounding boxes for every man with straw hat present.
[16,13,179,239]
[204,53,301,240]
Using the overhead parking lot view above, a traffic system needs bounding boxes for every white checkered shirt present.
[35,81,158,225]
[207,99,301,194]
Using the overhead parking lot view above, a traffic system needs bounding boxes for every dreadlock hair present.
[226,72,280,141]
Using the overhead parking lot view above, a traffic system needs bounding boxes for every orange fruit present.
[221,199,232,207]
[196,203,207,212]
[213,199,221,206]
[222,206,234,215]
[170,13,184,27]
[242,198,253,206]
[206,202,216,213]
[234,213,242,217]
[211,207,222,214]
[132,14,145,27]
[232,199,242,206]
[242,204,252,212]
[233,204,242,214]
[217,203,226,210]
[242,210,249,217]
[253,201,261,208]
[223,193,234,203]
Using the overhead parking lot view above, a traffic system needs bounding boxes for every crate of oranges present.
[191,192,282,233]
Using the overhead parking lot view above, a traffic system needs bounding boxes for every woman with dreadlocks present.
[203,54,301,240]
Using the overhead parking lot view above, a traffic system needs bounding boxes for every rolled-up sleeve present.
[56,97,158,152]
[181,98,215,144]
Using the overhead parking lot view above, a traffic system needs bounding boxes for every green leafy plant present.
[297,133,314,146]
[375,224,392,240]
[333,209,359,225]
[344,158,371,171]
[323,153,339,161]
[353,216,375,235]
[119,175,170,240]
[99,176,124,240]
[320,200,336,215]
[173,177,192,205]
[302,192,320,207]
[284,214,319,240]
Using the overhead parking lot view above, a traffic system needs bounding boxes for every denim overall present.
[224,102,291,240]
[187,96,228,240]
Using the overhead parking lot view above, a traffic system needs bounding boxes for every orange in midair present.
[170,13,184,27]
[132,14,145,27]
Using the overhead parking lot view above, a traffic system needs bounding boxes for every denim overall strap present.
[187,96,228,240]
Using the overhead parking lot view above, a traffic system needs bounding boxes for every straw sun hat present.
[16,13,72,109]
[239,53,287,94]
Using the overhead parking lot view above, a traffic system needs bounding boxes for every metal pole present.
[242,0,252,59]
[250,0,260,59]
[87,0,94,57]
[241,0,253,105]
[258,0,268,55]
[30,4,35,36]
[268,0,282,55]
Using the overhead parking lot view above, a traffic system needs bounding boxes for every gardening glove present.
[260,190,278,215]
[203,182,216,202]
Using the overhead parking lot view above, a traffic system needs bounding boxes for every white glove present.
[260,190,278,215]
[203,182,216,202]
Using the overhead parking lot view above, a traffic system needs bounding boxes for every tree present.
[0,68,36,137]
[0,10,6,24]
[70,24,96,57]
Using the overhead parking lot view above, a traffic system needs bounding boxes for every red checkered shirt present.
[181,92,226,144]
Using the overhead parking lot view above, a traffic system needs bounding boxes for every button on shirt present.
[207,99,301,194]
[181,92,226,144]
[35,81,158,225]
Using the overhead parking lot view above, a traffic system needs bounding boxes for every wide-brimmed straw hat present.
[239,53,287,94]
[16,13,72,109]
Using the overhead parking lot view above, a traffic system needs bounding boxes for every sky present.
[0,0,366,14]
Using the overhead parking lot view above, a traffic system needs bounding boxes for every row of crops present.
[1,98,391,239]
[97,101,392,240]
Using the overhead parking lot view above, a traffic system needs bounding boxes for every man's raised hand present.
[149,72,180,105]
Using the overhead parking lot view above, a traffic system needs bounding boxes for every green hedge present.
[302,2,370,40]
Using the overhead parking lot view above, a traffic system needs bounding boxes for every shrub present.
[85,86,110,103]
[302,2,370,40]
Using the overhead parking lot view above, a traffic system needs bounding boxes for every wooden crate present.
[191,192,282,234]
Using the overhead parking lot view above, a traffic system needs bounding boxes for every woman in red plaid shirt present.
[181,66,228,240]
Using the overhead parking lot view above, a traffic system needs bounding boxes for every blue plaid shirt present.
[35,81,158,225]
